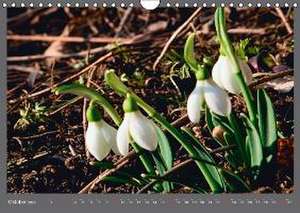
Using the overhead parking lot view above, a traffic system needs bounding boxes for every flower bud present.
[212,126,225,143]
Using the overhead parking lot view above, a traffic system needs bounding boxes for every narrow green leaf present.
[181,127,225,192]
[152,127,174,192]
[257,89,277,161]
[223,132,239,168]
[227,112,248,166]
[211,112,235,135]
[144,175,207,193]
[104,69,130,96]
[131,143,156,175]
[184,33,199,73]
[152,153,172,192]
[103,176,129,184]
[117,171,148,185]
[205,107,231,147]
[219,169,251,193]
[241,114,263,168]
[91,161,114,170]
[155,127,173,170]
[102,176,141,187]
[205,106,215,133]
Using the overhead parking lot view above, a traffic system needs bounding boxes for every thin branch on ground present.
[12,130,59,141]
[16,52,113,101]
[227,27,267,35]
[115,7,133,37]
[275,7,293,35]
[7,34,135,44]
[7,32,153,62]
[250,70,293,88]
[78,150,136,193]
[152,7,202,70]
[7,151,51,170]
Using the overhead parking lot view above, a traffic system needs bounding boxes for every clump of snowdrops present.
[53,8,279,193]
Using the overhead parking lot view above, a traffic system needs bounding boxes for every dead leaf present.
[146,21,168,33]
[26,63,42,88]
[263,76,294,93]
[44,25,73,66]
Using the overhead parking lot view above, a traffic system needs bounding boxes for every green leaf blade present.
[257,89,277,153]
[181,127,225,192]
[184,33,199,73]
[155,127,173,170]
[220,169,251,193]
[242,114,263,168]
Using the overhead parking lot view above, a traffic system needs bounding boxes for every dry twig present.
[7,34,135,44]
[249,70,293,88]
[17,52,113,100]
[152,7,202,70]
[227,27,267,35]
[78,151,136,193]
[115,7,133,37]
[12,130,59,141]
[275,8,293,35]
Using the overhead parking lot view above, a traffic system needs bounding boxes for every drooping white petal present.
[187,81,205,123]
[85,122,112,161]
[222,58,253,94]
[203,79,232,116]
[213,56,253,94]
[212,56,227,89]
[116,116,131,155]
[238,59,253,85]
[100,120,120,155]
[217,56,242,94]
[127,111,158,151]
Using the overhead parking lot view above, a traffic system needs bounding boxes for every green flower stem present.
[217,8,257,125]
[53,83,155,175]
[234,72,257,123]
[54,83,122,126]
[105,70,224,193]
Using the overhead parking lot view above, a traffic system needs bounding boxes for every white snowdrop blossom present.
[117,95,158,155]
[187,79,232,123]
[85,103,120,161]
[212,55,253,94]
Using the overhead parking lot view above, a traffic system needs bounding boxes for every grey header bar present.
[0,0,298,7]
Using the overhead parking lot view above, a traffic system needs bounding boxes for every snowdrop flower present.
[212,55,253,94]
[85,102,120,161]
[187,78,231,123]
[117,94,158,155]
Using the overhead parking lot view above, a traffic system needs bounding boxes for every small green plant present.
[164,49,192,80]
[14,102,48,130]
[234,38,261,60]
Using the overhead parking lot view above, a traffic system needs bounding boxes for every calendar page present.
[1,1,297,213]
